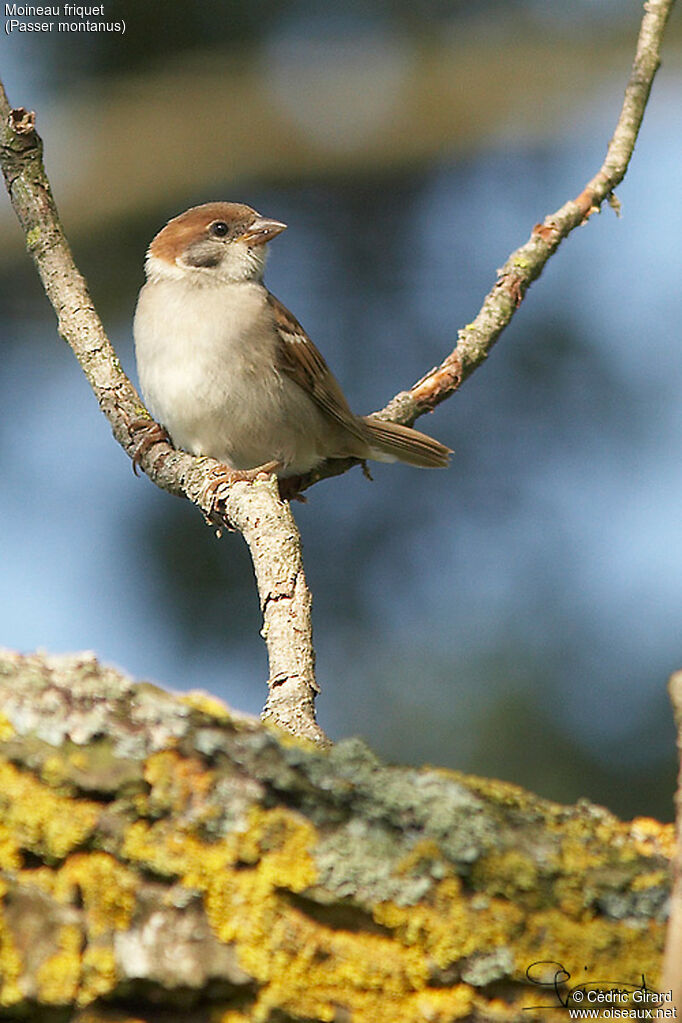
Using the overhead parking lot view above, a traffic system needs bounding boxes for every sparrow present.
[133,202,450,482]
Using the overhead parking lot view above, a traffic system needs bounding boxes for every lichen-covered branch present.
[0,82,323,746]
[0,651,673,1023]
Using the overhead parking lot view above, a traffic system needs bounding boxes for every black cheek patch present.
[183,241,223,268]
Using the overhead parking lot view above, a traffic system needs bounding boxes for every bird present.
[133,202,450,485]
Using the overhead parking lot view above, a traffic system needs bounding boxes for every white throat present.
[145,244,268,286]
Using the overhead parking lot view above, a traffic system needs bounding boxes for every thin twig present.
[296,0,676,491]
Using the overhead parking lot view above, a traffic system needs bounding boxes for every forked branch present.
[0,0,674,741]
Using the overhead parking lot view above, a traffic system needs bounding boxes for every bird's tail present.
[361,416,451,469]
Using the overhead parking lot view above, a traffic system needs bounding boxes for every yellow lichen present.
[118,781,670,1014]
[214,1012,258,1023]
[395,839,453,879]
[41,753,74,788]
[54,853,137,936]
[471,850,541,902]
[1,738,669,1021]
[180,690,232,720]
[36,923,82,1003]
[232,806,320,888]
[68,750,89,771]
[375,876,523,971]
[14,864,56,894]
[80,944,118,1003]
[630,817,676,859]
[631,870,669,892]
[0,823,21,871]
[0,881,23,1007]
[0,761,100,860]
[75,1013,147,1023]
[0,713,14,741]
[405,986,474,1022]
[120,784,667,1022]
[143,749,217,819]
[512,907,663,990]
[452,771,544,812]
[123,803,468,1021]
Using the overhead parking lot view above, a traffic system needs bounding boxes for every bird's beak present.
[235,217,288,245]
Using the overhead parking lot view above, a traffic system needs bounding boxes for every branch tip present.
[9,106,35,135]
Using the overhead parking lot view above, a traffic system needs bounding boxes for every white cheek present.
[145,252,185,282]
[219,243,267,281]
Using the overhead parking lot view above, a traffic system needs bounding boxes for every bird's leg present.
[127,416,172,476]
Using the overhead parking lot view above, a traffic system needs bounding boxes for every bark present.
[0,651,673,1023]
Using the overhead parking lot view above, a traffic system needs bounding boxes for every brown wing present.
[268,292,368,442]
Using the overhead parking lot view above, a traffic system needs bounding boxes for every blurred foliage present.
[12,0,649,89]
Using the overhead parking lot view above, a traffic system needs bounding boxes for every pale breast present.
[133,277,351,473]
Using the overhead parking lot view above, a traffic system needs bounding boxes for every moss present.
[25,226,41,250]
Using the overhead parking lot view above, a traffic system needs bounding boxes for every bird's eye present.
[209,221,229,238]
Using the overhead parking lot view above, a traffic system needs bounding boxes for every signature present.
[523,960,667,1011]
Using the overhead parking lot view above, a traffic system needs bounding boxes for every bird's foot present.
[200,460,281,515]
[128,417,172,475]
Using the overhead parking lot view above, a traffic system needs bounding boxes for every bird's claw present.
[128,418,172,475]
[200,460,281,515]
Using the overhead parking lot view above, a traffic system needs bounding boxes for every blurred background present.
[1,0,680,821]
